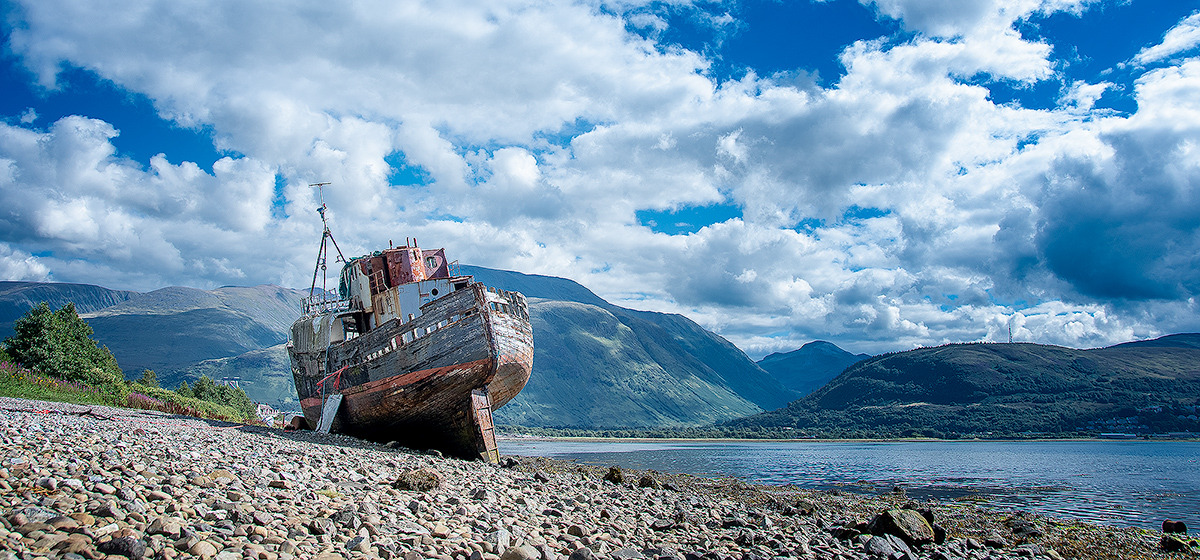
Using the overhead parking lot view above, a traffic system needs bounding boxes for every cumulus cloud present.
[1135,11,1200,65]
[0,244,51,282]
[1,0,1197,356]
[0,116,286,289]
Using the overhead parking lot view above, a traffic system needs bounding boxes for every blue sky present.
[2,0,1199,356]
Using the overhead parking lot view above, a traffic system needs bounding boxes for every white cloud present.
[1059,80,1110,112]
[0,0,1197,357]
[0,244,51,282]
[0,116,291,289]
[1135,11,1200,65]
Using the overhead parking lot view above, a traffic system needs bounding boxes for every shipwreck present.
[287,191,533,462]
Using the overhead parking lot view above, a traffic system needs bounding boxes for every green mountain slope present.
[79,285,306,377]
[172,343,297,410]
[730,337,1200,437]
[497,299,761,427]
[463,266,798,425]
[3,268,791,428]
[0,281,137,338]
[84,307,285,375]
[757,341,870,396]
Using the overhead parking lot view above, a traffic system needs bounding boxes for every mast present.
[308,182,347,303]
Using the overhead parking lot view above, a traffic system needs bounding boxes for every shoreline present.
[1,397,1187,560]
[498,435,1200,444]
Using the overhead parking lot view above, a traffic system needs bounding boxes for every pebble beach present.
[0,397,1190,560]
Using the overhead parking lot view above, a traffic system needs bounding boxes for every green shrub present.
[135,369,159,388]
[133,385,246,422]
[190,374,255,418]
[3,302,126,397]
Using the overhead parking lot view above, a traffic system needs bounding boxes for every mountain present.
[729,336,1200,437]
[2,270,796,428]
[172,343,297,410]
[0,281,137,338]
[1109,332,1200,350]
[79,285,307,375]
[756,341,870,396]
[462,266,799,427]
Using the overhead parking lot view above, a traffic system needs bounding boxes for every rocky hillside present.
[729,335,1200,437]
[756,341,870,396]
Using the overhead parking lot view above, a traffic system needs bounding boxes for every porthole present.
[431,288,439,296]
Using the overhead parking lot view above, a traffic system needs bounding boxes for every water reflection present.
[501,438,1200,533]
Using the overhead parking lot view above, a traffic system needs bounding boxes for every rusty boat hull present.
[288,281,532,461]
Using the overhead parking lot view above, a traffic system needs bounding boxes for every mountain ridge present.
[756,340,870,396]
[1,270,796,427]
[729,336,1200,437]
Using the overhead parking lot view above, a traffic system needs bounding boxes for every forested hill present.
[756,341,870,396]
[728,335,1200,438]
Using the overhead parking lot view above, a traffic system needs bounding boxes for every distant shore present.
[1,397,1187,560]
[499,433,1200,443]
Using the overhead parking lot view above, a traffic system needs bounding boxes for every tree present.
[136,369,159,388]
[193,375,218,401]
[176,381,193,398]
[3,302,126,395]
[190,375,255,418]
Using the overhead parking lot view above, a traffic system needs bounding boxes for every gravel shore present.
[0,397,1188,560]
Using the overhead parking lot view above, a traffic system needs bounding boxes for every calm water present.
[500,438,1200,533]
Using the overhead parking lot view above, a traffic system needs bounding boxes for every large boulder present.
[1161,534,1197,552]
[867,509,934,547]
[1163,520,1188,534]
[392,468,441,492]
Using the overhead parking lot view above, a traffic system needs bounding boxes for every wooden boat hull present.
[288,283,532,460]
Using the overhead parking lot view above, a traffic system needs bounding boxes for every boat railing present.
[302,293,351,316]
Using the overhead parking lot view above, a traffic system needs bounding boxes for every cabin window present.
[454,282,467,291]
[426,256,438,270]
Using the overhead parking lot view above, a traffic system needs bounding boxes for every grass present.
[0,361,120,406]
[0,361,255,423]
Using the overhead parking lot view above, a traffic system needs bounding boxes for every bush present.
[2,302,126,398]
[133,385,247,422]
[135,369,159,388]
[190,374,255,418]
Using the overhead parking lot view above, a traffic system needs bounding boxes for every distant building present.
[255,403,279,425]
